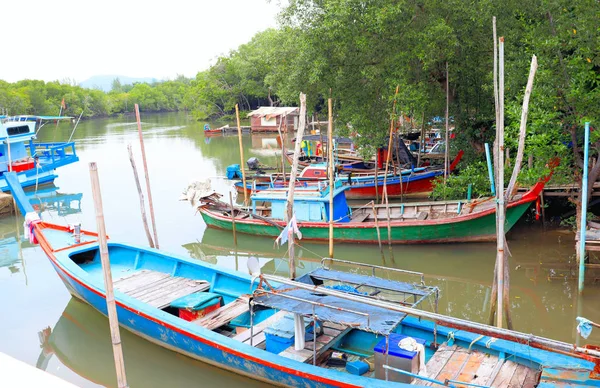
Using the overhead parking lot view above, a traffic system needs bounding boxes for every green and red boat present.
[197,174,550,244]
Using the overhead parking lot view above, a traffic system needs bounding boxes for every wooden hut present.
[247,107,299,132]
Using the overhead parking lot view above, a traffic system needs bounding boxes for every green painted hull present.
[200,202,532,244]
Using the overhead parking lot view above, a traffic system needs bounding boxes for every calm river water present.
[0,112,598,387]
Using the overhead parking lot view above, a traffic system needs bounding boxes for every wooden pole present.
[417,112,425,166]
[285,93,307,279]
[496,36,506,329]
[579,122,591,294]
[505,55,538,200]
[444,61,450,182]
[276,115,286,183]
[382,86,400,203]
[235,104,249,206]
[89,162,128,388]
[371,201,383,254]
[374,150,379,202]
[127,144,155,248]
[328,98,334,258]
[134,104,159,249]
[229,191,237,246]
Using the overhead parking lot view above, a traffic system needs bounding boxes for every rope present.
[468,335,485,352]
[485,337,497,348]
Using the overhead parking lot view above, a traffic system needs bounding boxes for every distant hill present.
[79,75,159,92]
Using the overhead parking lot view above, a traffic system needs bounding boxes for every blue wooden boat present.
[0,115,79,191]
[7,172,600,387]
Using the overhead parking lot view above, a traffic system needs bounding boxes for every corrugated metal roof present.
[247,106,299,119]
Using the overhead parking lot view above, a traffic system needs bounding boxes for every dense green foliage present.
[0,77,192,118]
[2,1,598,198]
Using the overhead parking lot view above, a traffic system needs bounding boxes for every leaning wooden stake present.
[235,104,249,206]
[417,112,425,166]
[135,104,159,249]
[89,162,128,388]
[285,93,307,279]
[505,55,538,200]
[127,144,154,248]
[328,98,335,258]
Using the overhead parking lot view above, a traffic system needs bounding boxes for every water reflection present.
[36,298,268,388]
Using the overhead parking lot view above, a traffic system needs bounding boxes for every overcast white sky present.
[3,0,281,83]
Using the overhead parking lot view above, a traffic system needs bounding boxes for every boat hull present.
[200,200,533,244]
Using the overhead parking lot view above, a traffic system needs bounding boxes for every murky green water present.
[0,112,598,387]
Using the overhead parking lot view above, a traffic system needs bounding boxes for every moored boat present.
[235,151,463,199]
[6,167,600,387]
[0,115,79,191]
[199,172,548,244]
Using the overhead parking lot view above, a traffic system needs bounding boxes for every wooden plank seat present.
[114,270,210,309]
[411,343,539,387]
[194,296,251,330]
[279,321,352,363]
[350,212,370,223]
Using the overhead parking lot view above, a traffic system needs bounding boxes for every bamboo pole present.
[417,112,425,166]
[505,55,538,200]
[229,191,237,246]
[134,104,159,249]
[444,62,450,182]
[371,201,383,254]
[374,151,379,202]
[579,122,591,293]
[496,37,506,329]
[235,104,249,206]
[89,162,128,388]
[328,98,334,258]
[383,86,400,202]
[127,144,155,248]
[285,93,307,279]
[276,116,286,183]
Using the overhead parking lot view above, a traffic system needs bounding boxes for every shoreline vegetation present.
[1,0,597,213]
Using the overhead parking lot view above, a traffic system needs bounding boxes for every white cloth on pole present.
[293,313,306,351]
[275,214,303,246]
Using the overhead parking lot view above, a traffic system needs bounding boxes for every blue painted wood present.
[5,172,35,214]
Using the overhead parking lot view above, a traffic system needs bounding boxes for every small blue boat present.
[0,115,79,191]
[7,171,600,387]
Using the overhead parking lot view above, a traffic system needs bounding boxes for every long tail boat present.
[199,169,549,244]
[7,166,600,387]
[235,151,464,200]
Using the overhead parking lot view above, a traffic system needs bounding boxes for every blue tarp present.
[252,286,406,335]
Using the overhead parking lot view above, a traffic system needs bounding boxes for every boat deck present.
[412,344,539,387]
[114,270,210,309]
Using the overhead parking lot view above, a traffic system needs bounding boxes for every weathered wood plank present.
[194,296,250,330]
[322,322,345,331]
[491,360,519,387]
[232,311,287,344]
[279,348,314,362]
[323,327,342,337]
[470,353,500,386]
[412,344,455,386]
[455,351,486,383]
[521,368,539,388]
[508,364,529,387]
[433,347,470,385]
[143,282,210,308]
[114,270,169,293]
[127,276,185,298]
[246,332,266,347]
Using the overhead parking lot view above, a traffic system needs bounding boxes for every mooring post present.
[89,162,128,388]
[579,122,590,294]
[235,104,249,206]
